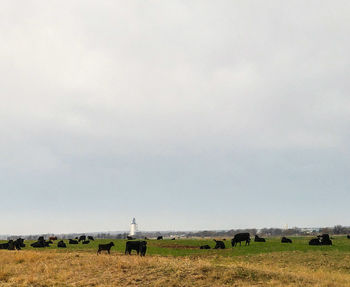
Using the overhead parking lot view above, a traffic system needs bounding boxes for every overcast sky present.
[1,1,350,235]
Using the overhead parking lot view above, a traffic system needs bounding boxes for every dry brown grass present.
[0,250,350,286]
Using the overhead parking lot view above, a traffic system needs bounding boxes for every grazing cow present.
[214,240,225,249]
[88,236,94,241]
[231,233,250,247]
[157,236,163,240]
[57,240,67,248]
[254,235,266,242]
[281,237,292,243]
[171,238,176,240]
[69,239,79,245]
[125,241,147,256]
[127,236,134,240]
[49,236,57,241]
[97,242,115,254]
[78,235,86,242]
[200,245,211,249]
[82,240,90,244]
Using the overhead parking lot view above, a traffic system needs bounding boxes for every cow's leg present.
[108,249,110,254]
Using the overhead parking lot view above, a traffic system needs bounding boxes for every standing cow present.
[231,233,250,247]
[125,241,147,256]
[97,242,115,254]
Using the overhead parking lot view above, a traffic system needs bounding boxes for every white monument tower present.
[129,218,138,236]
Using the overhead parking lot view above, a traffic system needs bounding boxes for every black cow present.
[78,235,86,242]
[319,234,332,245]
[15,238,25,248]
[57,240,67,248]
[127,236,134,240]
[69,239,79,245]
[200,245,211,249]
[97,242,115,254]
[214,240,225,249]
[31,237,51,248]
[281,237,292,243]
[82,240,90,244]
[0,240,16,250]
[171,238,176,240]
[347,235,350,239]
[254,235,266,242]
[125,241,147,256]
[231,233,250,247]
[157,236,163,240]
[88,236,94,241]
[31,241,46,248]
[309,238,321,245]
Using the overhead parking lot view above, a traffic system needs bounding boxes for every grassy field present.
[1,236,350,286]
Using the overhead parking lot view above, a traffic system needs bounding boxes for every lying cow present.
[125,241,147,256]
[15,238,25,248]
[309,238,321,245]
[309,234,332,246]
[31,240,50,248]
[78,235,86,242]
[231,233,250,247]
[69,239,79,245]
[88,236,94,241]
[254,235,266,242]
[214,239,225,249]
[57,240,67,248]
[319,234,332,245]
[281,237,292,243]
[0,240,18,250]
[199,245,211,249]
[97,242,115,254]
[82,240,90,244]
[49,236,57,241]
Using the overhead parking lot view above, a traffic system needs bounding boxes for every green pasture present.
[2,236,350,257]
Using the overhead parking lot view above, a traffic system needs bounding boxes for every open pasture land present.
[1,236,350,286]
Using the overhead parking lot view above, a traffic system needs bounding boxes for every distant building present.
[129,218,138,236]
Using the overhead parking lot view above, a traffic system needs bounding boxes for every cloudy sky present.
[1,1,350,235]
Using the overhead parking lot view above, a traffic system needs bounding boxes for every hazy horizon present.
[1,1,350,234]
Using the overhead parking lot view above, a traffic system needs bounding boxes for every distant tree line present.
[5,225,350,240]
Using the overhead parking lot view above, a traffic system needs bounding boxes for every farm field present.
[1,236,350,286]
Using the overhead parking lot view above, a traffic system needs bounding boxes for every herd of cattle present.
[200,233,335,249]
[0,233,345,255]
[0,235,148,256]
